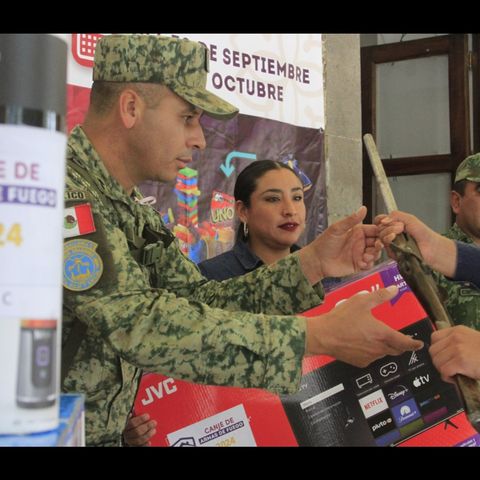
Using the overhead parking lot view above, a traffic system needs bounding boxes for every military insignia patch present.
[63,238,103,291]
[65,190,88,201]
[63,203,96,238]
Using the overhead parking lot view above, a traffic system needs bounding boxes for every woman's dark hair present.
[234,159,301,242]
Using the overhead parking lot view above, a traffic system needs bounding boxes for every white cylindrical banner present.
[0,34,67,434]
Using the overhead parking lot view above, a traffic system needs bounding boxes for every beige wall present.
[323,34,362,225]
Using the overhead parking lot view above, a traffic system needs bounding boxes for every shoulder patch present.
[63,238,103,291]
[65,190,88,201]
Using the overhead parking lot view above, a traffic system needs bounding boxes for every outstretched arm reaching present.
[376,210,480,287]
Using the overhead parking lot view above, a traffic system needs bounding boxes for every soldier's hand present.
[429,326,480,382]
[123,413,157,447]
[305,286,424,367]
[300,206,382,284]
[375,210,456,277]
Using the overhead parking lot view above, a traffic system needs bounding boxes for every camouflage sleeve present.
[432,260,480,330]
[151,243,324,315]
[191,255,324,314]
[65,213,306,395]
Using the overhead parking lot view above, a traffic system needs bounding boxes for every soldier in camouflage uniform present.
[62,34,422,446]
[435,154,480,330]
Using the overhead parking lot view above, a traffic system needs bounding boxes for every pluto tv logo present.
[367,410,396,438]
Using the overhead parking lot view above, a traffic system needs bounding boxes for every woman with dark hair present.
[199,160,306,280]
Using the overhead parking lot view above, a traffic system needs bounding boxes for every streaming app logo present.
[392,398,421,427]
[409,371,432,391]
[383,383,411,407]
[359,389,388,419]
[367,410,396,439]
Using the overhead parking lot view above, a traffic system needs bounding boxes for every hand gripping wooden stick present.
[364,133,480,432]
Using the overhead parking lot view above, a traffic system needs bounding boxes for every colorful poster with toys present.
[62,34,326,264]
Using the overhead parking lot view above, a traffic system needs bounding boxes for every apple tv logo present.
[410,371,431,391]
[414,375,428,387]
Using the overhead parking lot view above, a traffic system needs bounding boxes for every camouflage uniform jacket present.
[63,126,325,446]
[435,223,480,330]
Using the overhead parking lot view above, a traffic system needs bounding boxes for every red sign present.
[71,34,104,68]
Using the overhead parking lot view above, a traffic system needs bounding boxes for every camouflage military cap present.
[455,153,480,183]
[93,34,239,120]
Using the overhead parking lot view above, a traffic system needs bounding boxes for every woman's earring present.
[243,222,249,238]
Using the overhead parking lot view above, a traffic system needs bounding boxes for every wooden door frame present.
[473,34,480,153]
[361,34,470,221]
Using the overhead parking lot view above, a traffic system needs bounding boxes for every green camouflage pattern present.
[93,34,238,120]
[62,126,325,446]
[454,153,480,183]
[434,224,480,330]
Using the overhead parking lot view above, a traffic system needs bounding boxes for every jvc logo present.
[141,378,177,405]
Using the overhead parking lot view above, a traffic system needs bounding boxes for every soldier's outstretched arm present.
[64,204,311,394]
[377,211,480,287]
[305,286,424,366]
[376,210,457,277]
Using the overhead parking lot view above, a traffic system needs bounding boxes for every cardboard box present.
[134,261,480,446]
[0,394,85,446]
